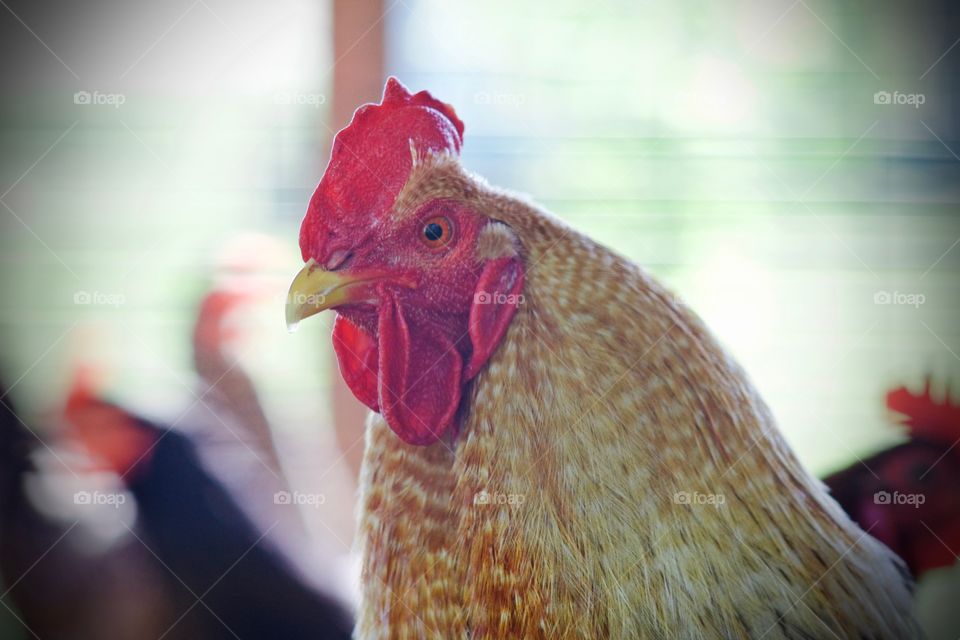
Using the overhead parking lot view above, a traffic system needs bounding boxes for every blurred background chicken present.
[0,383,178,640]
[64,379,354,640]
[825,379,960,580]
[1,243,356,639]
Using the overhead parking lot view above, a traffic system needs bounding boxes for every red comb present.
[299,77,464,261]
[64,365,155,476]
[64,364,102,418]
[886,378,960,444]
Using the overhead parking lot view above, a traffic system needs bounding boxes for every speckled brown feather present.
[355,153,920,639]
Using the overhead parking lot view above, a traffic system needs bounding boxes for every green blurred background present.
[1,0,958,636]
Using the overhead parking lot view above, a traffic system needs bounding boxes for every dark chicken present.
[825,380,960,579]
[65,383,354,640]
[0,385,174,640]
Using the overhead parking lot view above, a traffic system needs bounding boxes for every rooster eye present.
[421,216,452,248]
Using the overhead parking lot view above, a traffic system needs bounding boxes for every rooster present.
[285,78,920,638]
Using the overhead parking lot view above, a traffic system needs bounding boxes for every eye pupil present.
[420,216,453,248]
[424,222,444,242]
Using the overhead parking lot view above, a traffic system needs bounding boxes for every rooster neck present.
[353,188,919,639]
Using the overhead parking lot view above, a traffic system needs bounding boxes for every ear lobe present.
[332,315,380,411]
[466,256,524,380]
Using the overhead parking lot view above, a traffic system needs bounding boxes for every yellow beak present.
[285,258,382,332]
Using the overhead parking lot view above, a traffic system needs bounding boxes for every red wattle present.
[332,315,380,412]
[377,293,462,445]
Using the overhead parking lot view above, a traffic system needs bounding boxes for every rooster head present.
[287,78,524,446]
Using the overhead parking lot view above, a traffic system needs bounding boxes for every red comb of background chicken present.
[64,367,155,477]
[886,377,960,444]
[299,77,464,262]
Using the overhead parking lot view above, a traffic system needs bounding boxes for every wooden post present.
[329,0,385,484]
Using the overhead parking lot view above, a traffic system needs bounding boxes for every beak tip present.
[284,303,303,333]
